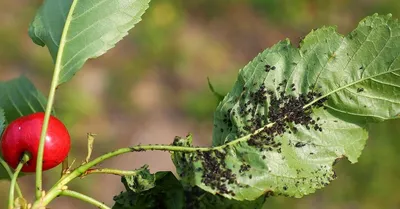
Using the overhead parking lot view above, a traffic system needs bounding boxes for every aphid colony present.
[196,150,237,196]
[175,63,330,197]
[246,79,327,149]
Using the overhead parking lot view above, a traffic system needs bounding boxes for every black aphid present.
[245,83,328,151]
[295,142,306,148]
[239,163,251,173]
[197,151,237,196]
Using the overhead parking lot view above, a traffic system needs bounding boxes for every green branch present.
[60,190,111,209]
[81,168,144,177]
[35,0,79,199]
[31,128,271,209]
[9,153,30,209]
[0,157,23,198]
[55,144,212,186]
[31,144,212,208]
[31,115,276,208]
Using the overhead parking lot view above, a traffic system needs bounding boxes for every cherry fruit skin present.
[1,112,70,172]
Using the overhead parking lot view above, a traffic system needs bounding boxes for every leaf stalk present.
[35,0,79,199]
[59,190,111,209]
[80,168,143,177]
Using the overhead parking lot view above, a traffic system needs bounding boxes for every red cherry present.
[1,112,70,172]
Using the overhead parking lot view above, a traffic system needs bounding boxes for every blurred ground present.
[0,0,399,208]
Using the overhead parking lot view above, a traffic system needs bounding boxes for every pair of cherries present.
[1,113,70,172]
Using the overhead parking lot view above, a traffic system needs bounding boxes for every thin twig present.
[80,167,143,177]
[60,190,111,209]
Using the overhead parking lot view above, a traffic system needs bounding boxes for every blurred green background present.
[0,0,399,208]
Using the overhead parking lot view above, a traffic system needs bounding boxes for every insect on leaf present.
[174,14,400,201]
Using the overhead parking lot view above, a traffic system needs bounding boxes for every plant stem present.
[31,144,211,208]
[60,190,111,209]
[61,156,69,177]
[35,65,55,199]
[59,144,213,184]
[31,126,274,208]
[81,168,144,177]
[35,0,79,200]
[8,153,30,209]
[0,157,23,198]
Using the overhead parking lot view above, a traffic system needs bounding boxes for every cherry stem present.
[0,157,23,198]
[59,190,111,209]
[8,152,31,209]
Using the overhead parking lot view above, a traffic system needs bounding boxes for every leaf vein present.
[370,77,400,88]
[70,0,109,21]
[323,104,386,120]
[344,87,400,104]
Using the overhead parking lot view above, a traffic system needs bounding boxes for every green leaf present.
[0,109,7,181]
[113,171,185,209]
[114,169,266,209]
[29,0,150,85]
[185,187,267,209]
[0,76,47,123]
[171,134,195,187]
[0,77,47,180]
[173,14,400,201]
[121,165,156,193]
[0,109,12,179]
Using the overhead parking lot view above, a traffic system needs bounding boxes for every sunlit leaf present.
[173,14,400,201]
[29,0,150,85]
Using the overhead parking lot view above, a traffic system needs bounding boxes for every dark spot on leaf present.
[295,142,306,148]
